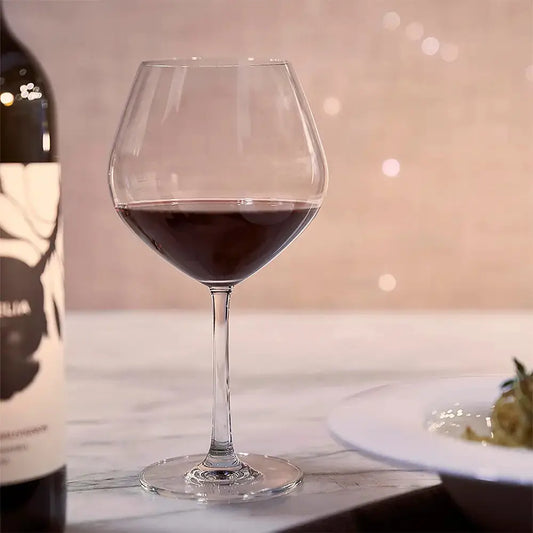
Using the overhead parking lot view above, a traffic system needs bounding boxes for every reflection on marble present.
[66,312,533,532]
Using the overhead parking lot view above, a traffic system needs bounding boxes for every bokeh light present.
[323,97,341,116]
[421,37,440,56]
[440,43,459,63]
[382,158,400,177]
[0,92,14,106]
[382,11,401,31]
[378,274,397,292]
[405,22,424,41]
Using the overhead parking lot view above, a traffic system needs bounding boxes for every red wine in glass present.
[116,199,319,285]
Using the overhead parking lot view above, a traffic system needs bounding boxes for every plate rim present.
[328,375,533,486]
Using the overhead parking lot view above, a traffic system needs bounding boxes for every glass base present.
[140,453,303,502]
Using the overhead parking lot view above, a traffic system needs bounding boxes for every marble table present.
[66,311,532,532]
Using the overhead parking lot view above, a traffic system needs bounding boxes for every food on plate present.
[464,358,532,449]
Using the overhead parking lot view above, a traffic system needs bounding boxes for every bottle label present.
[0,162,65,484]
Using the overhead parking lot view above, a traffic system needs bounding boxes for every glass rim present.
[139,57,290,68]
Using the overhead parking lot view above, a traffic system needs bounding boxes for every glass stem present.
[202,286,241,471]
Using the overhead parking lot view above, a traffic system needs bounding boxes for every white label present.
[0,162,65,484]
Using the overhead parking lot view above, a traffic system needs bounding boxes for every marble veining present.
[65,311,533,532]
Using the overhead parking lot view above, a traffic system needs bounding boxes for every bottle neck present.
[1,4,33,74]
[1,1,18,53]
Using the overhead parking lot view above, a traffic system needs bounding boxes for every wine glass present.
[108,58,327,502]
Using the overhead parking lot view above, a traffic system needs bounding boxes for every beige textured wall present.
[5,0,533,309]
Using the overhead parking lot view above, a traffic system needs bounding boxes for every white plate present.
[328,376,533,485]
[328,377,533,531]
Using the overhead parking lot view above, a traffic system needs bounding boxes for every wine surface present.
[117,199,319,285]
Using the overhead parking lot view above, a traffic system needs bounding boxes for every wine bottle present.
[0,2,66,532]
